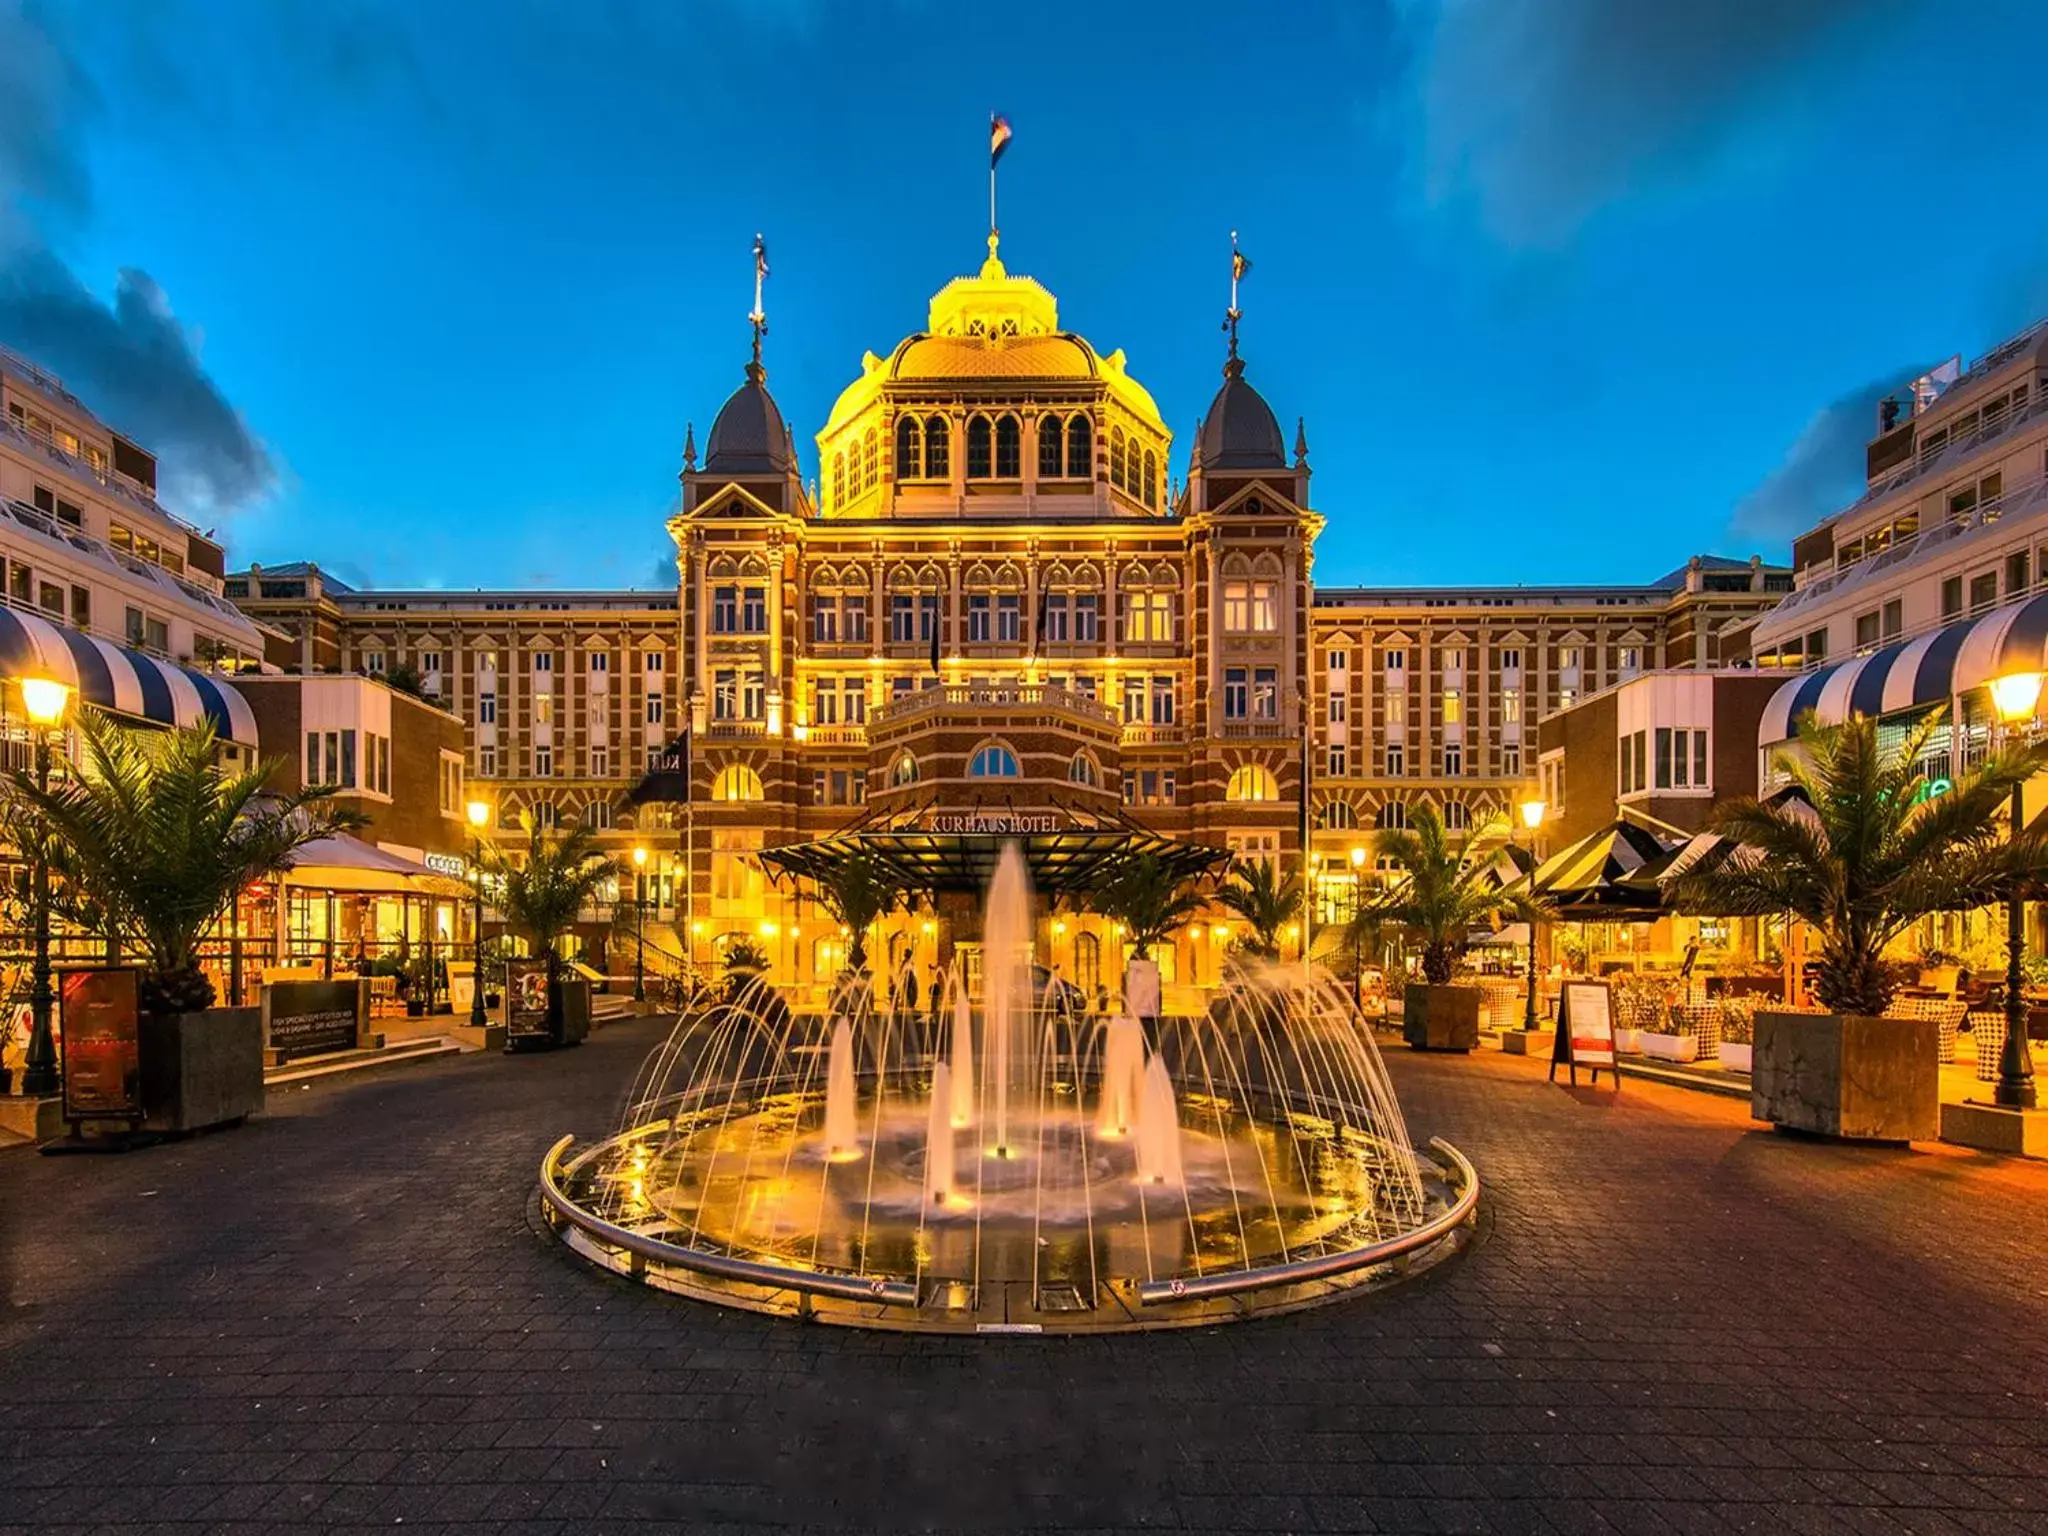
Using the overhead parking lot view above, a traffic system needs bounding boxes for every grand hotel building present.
[228,242,1790,1003]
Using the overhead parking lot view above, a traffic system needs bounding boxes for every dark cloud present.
[0,1,98,225]
[1406,0,1884,244]
[1728,365,1929,546]
[0,250,275,511]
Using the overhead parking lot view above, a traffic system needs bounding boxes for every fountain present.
[541,839,1477,1332]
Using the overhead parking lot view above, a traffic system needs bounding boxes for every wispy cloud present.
[1401,0,1887,245]
[1728,364,1927,545]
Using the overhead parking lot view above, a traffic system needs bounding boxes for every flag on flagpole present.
[990,113,1013,167]
[754,234,770,281]
[1231,247,1251,282]
[929,595,942,676]
[1032,585,1050,659]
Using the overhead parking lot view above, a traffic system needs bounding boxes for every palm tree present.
[803,850,904,973]
[481,817,621,1011]
[1669,710,2048,1017]
[1215,858,1302,959]
[1089,851,1207,957]
[1372,804,1535,986]
[5,712,358,1018]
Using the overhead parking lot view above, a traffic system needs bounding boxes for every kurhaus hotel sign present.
[923,811,1062,835]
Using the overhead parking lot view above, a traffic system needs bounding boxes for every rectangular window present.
[1654,727,1673,790]
[742,672,764,720]
[1971,571,1999,612]
[1443,741,1462,776]
[1499,647,1521,673]
[918,595,939,643]
[70,585,89,627]
[306,730,319,784]
[1223,580,1249,631]
[583,651,602,674]
[1328,743,1347,776]
[891,594,916,642]
[813,681,839,726]
[1385,648,1405,673]
[891,676,914,701]
[647,694,664,725]
[535,745,553,777]
[535,693,554,725]
[843,596,868,643]
[1443,647,1465,674]
[1123,676,1146,723]
[1855,610,1880,648]
[968,594,991,642]
[996,594,1021,643]
[1328,690,1347,724]
[645,650,664,672]
[1223,666,1248,721]
[365,650,386,675]
[1386,742,1405,776]
[1045,594,1070,644]
[1942,575,1964,618]
[742,586,767,633]
[1560,646,1581,671]
[713,586,739,633]
[533,651,553,674]
[422,651,443,674]
[1619,646,1641,672]
[340,729,357,789]
[1249,582,1277,632]
[583,801,611,831]
[844,681,866,723]
[1693,730,1708,789]
[591,744,609,778]
[38,581,62,615]
[713,669,737,721]
[479,691,497,725]
[10,564,31,606]
[813,597,838,644]
[1804,629,1828,662]
[2010,552,2031,596]
[1502,687,1521,724]
[146,616,168,654]
[1882,598,1902,639]
[1442,688,1462,725]
[1501,743,1520,777]
[479,745,496,778]
[1074,594,1100,643]
[1251,666,1278,721]
[1386,691,1406,726]
[1152,677,1174,725]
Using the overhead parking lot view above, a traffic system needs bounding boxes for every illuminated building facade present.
[229,242,1788,1005]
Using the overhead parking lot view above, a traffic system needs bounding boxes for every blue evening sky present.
[6,1,2048,591]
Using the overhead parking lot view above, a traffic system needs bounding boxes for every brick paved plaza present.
[3,1017,2046,1535]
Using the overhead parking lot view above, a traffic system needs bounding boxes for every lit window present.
[1443,688,1462,725]
[925,416,949,479]
[892,752,920,785]
[1065,415,1091,478]
[712,764,765,801]
[1226,764,1278,802]
[969,743,1021,777]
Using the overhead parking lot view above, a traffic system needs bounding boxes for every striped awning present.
[1527,819,1675,916]
[0,605,257,747]
[1759,591,2048,747]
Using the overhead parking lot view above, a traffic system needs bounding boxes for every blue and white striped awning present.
[0,605,257,747]
[1759,591,2048,748]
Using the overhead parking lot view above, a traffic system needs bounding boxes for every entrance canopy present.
[283,833,470,897]
[759,827,1228,898]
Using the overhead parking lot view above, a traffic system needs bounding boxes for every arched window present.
[994,415,1021,478]
[966,416,992,479]
[1378,801,1409,831]
[969,743,1021,777]
[1110,428,1127,492]
[862,428,880,493]
[925,416,950,479]
[891,753,920,786]
[1066,415,1092,478]
[1142,449,1158,508]
[1038,414,1064,479]
[1068,751,1100,787]
[895,416,922,480]
[1443,800,1470,832]
[712,764,765,802]
[1319,800,1359,830]
[1226,764,1278,802]
[831,453,845,509]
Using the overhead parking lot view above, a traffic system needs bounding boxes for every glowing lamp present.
[466,799,490,829]
[758,920,779,938]
[921,920,936,936]
[1991,671,2044,723]
[19,676,69,728]
[632,845,648,867]
[1349,846,1367,868]
[690,921,705,936]
[1519,797,1547,831]
[1211,924,1229,940]
[1052,920,1067,936]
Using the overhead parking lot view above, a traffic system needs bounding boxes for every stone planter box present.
[1717,1042,1753,1074]
[140,1008,264,1134]
[1614,1027,1643,1055]
[1752,1010,1938,1143]
[1640,1031,1698,1064]
[1403,984,1481,1052]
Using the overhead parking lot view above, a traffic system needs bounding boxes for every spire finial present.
[749,233,770,372]
[1223,230,1250,369]
[682,421,697,472]
[1294,416,1309,468]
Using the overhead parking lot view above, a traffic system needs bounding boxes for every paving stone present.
[2,1021,2046,1531]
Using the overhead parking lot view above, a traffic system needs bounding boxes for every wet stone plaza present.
[3,1016,2048,1535]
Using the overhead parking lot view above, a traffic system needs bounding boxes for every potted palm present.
[720,935,770,999]
[1089,851,1208,1019]
[802,850,905,977]
[8,713,356,1132]
[1670,711,2048,1141]
[1215,858,1303,963]
[480,818,620,1048]
[1373,805,1535,1051]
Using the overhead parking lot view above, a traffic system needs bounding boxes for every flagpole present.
[989,156,997,236]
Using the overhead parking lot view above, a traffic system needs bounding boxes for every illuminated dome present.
[1194,357,1286,471]
[705,361,797,476]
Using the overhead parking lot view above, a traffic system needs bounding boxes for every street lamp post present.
[466,799,491,1030]
[18,677,72,1097]
[1517,797,1547,1033]
[632,846,648,1005]
[1990,670,2042,1110]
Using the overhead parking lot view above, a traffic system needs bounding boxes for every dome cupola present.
[703,360,797,476]
[1193,356,1287,471]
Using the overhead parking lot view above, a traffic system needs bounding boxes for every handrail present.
[537,1134,922,1308]
[1133,1136,1477,1305]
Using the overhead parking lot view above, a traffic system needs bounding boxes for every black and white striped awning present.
[1758,591,2048,747]
[0,606,258,747]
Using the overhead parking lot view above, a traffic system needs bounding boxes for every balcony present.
[1120,723,1185,746]
[0,410,187,531]
[703,719,767,740]
[802,724,869,747]
[872,682,1119,729]
[1218,719,1289,740]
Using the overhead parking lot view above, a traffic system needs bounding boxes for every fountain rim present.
[536,1128,1478,1322]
